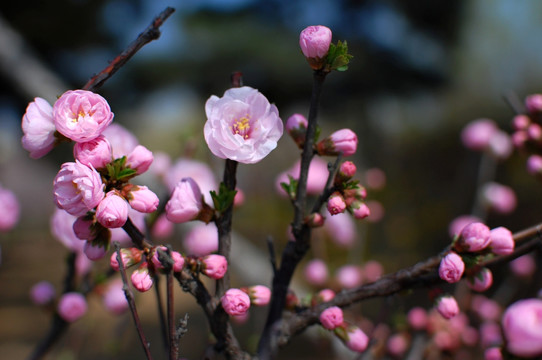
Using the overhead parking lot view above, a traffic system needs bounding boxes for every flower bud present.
[285,289,300,309]
[527,154,542,176]
[246,285,271,306]
[21,97,56,159]
[131,265,153,292]
[184,223,219,256]
[320,306,344,330]
[0,185,20,232]
[317,129,358,157]
[460,118,498,151]
[285,113,307,148]
[299,25,332,70]
[126,185,159,213]
[304,259,329,286]
[436,295,459,319]
[407,307,428,331]
[312,288,336,306]
[327,192,346,215]
[102,278,128,315]
[467,267,493,292]
[525,94,542,114]
[83,240,107,260]
[488,226,514,255]
[502,298,542,357]
[96,191,129,228]
[171,251,185,272]
[335,265,362,288]
[126,145,153,175]
[221,288,250,316]
[73,135,112,169]
[110,248,142,271]
[334,324,369,353]
[387,333,409,358]
[438,252,465,283]
[201,254,228,279]
[72,216,93,240]
[480,182,516,215]
[335,161,357,184]
[484,347,503,360]
[30,281,56,306]
[454,222,491,252]
[304,212,325,228]
[348,200,370,220]
[510,254,536,277]
[57,292,88,322]
[166,177,204,223]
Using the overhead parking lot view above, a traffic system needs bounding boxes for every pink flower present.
[299,25,332,70]
[487,130,513,159]
[50,209,84,252]
[221,288,251,316]
[454,222,491,252]
[83,241,107,260]
[72,216,93,240]
[166,177,204,223]
[336,161,357,182]
[502,299,542,357]
[131,265,153,292]
[127,185,159,213]
[438,252,465,283]
[30,281,56,306]
[171,251,185,272]
[110,248,142,271]
[201,254,228,279]
[313,289,335,305]
[183,223,219,256]
[126,145,153,175]
[467,267,493,292]
[102,278,128,315]
[436,295,459,319]
[21,97,56,158]
[327,192,346,215]
[526,94,542,114]
[365,168,386,190]
[0,184,20,232]
[472,295,502,322]
[407,307,428,331]
[527,154,542,175]
[165,158,217,204]
[335,324,369,353]
[204,86,283,164]
[460,118,498,151]
[246,285,271,306]
[53,161,105,217]
[484,347,503,360]
[448,215,481,238]
[323,211,356,247]
[102,123,139,158]
[53,89,113,142]
[489,227,514,255]
[304,259,329,286]
[317,128,358,157]
[387,333,408,358]
[320,306,344,330]
[348,201,371,220]
[96,191,129,228]
[335,265,363,288]
[509,254,536,277]
[57,292,88,322]
[151,214,174,239]
[480,182,517,215]
[285,113,308,148]
[363,260,383,283]
[73,135,112,169]
[276,157,329,196]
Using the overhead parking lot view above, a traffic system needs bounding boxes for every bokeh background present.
[1,0,542,359]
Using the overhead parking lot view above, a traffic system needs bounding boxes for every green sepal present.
[117,168,137,180]
[280,175,298,200]
[210,182,237,213]
[461,253,481,269]
[325,40,353,72]
[313,125,321,143]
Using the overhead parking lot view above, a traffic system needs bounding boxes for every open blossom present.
[53,161,105,217]
[53,89,114,142]
[21,97,56,158]
[438,252,465,283]
[502,298,542,357]
[96,191,129,228]
[73,135,112,169]
[0,184,20,232]
[320,306,344,330]
[221,288,251,316]
[204,86,283,164]
[166,177,203,223]
[317,129,358,157]
[58,292,88,322]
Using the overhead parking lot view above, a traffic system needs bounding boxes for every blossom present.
[221,288,250,316]
[96,191,129,228]
[304,259,329,286]
[407,307,428,331]
[204,86,283,164]
[510,254,536,277]
[436,295,459,319]
[502,298,542,357]
[201,254,228,279]
[348,201,370,220]
[335,265,362,288]
[299,25,332,69]
[53,89,113,142]
[50,208,84,252]
[126,185,159,213]
[438,252,465,283]
[73,135,112,169]
[183,223,219,256]
[480,182,516,215]
[460,118,498,151]
[276,157,329,196]
[131,265,153,292]
[102,278,128,315]
[57,292,88,322]
[30,281,56,306]
[317,129,358,157]
[467,267,493,292]
[327,192,346,215]
[126,145,153,175]
[21,97,56,158]
[334,324,369,353]
[102,123,139,158]
[150,246,185,272]
[165,158,217,204]
[454,222,491,252]
[83,241,107,260]
[285,113,307,148]
[0,184,20,232]
[387,333,408,358]
[488,227,514,255]
[320,306,344,330]
[166,178,204,223]
[53,161,105,217]
[246,285,271,306]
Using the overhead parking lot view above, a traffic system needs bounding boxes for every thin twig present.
[152,275,169,352]
[114,242,154,360]
[83,7,175,92]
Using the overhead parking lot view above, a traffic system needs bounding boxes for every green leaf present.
[325,40,353,72]
[280,175,298,200]
[211,182,237,213]
[117,168,137,180]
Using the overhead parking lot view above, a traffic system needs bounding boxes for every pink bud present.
[21,97,56,159]
[304,259,329,286]
[362,260,383,283]
[83,241,107,260]
[57,292,88,322]
[525,94,542,114]
[467,267,493,292]
[166,177,204,223]
[407,307,428,331]
[201,254,228,279]
[527,154,542,175]
[527,123,542,140]
[131,265,153,292]
[509,254,536,277]
[335,265,363,288]
[448,215,481,238]
[127,185,159,213]
[460,118,498,151]
[502,298,542,357]
[151,246,169,270]
[335,161,357,183]
[480,321,503,348]
[73,135,112,169]
[313,289,336,305]
[72,216,93,240]
[53,89,113,143]
[286,289,299,309]
[487,130,513,159]
[0,185,20,232]
[151,214,174,239]
[454,222,491,252]
[299,25,332,60]
[320,306,344,330]
[512,130,528,148]
[30,281,56,305]
[285,113,307,148]
[484,347,503,360]
[126,145,153,175]
[221,288,250,316]
[96,191,129,228]
[324,211,356,248]
[488,226,514,255]
[513,114,530,130]
[233,188,245,207]
[438,252,465,283]
[335,324,369,353]
[348,201,370,220]
[317,129,358,157]
[436,295,459,319]
[480,182,517,215]
[387,333,408,358]
[184,222,219,256]
[327,192,346,215]
[247,285,271,306]
[171,251,185,272]
[110,248,142,271]
[305,212,325,227]
[102,278,128,315]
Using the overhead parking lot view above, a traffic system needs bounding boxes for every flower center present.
[231,115,251,139]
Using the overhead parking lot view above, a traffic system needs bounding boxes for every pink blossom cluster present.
[460,118,512,160]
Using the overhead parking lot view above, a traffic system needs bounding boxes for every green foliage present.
[210,182,237,213]
[325,40,353,72]
[280,175,298,200]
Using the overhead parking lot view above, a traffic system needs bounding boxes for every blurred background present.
[1,0,542,359]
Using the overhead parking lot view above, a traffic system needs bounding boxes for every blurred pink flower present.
[480,321,503,348]
[0,184,20,232]
[335,265,363,289]
[184,223,219,256]
[387,333,408,358]
[166,177,203,224]
[96,191,129,228]
[363,260,383,283]
[53,161,104,217]
[58,292,88,322]
[335,324,369,353]
[51,208,84,252]
[448,215,481,238]
[102,278,128,315]
[480,182,517,215]
[126,145,153,175]
[53,90,113,142]
[21,97,56,159]
[304,259,329,286]
[30,281,56,306]
[488,226,514,255]
[204,86,283,164]
[102,123,139,158]
[436,295,459,319]
[527,154,542,175]
[487,130,513,159]
[509,254,536,277]
[460,118,498,151]
[276,157,329,196]
[323,210,356,248]
[407,307,428,331]
[83,241,107,260]
[525,94,542,114]
[502,299,542,357]
[151,213,174,239]
[221,288,250,316]
[73,135,112,169]
[484,347,503,360]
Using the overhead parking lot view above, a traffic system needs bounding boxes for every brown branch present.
[82,7,175,92]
